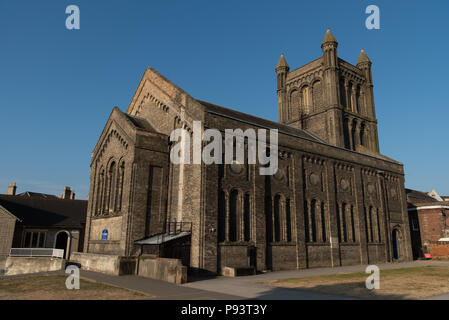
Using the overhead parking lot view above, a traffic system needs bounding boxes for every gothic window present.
[376,208,382,242]
[107,162,117,214]
[301,86,311,114]
[360,123,366,148]
[366,206,374,242]
[244,193,251,241]
[286,198,292,242]
[229,189,238,242]
[218,191,226,242]
[341,203,348,242]
[355,85,361,113]
[310,199,317,242]
[321,202,327,242]
[95,168,105,216]
[350,205,356,242]
[339,79,346,107]
[304,200,310,242]
[115,162,125,212]
[348,82,354,111]
[274,195,281,242]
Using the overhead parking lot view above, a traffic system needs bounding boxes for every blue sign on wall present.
[101,229,108,241]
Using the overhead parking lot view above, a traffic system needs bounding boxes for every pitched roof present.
[16,192,59,199]
[196,99,325,143]
[406,188,439,204]
[0,194,87,228]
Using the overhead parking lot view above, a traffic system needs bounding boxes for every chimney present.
[62,186,71,199]
[70,189,76,200]
[7,182,17,195]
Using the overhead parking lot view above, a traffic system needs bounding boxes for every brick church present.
[83,29,412,274]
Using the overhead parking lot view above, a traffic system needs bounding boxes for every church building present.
[83,29,413,274]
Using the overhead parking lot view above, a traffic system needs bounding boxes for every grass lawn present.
[265,266,449,299]
[0,274,153,300]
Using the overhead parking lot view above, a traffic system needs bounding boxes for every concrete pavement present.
[183,260,449,300]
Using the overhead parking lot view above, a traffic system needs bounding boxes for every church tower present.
[276,29,380,154]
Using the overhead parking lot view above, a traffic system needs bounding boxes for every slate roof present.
[197,99,326,143]
[405,188,439,203]
[16,192,59,199]
[0,194,87,228]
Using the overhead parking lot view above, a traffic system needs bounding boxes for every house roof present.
[406,188,441,207]
[0,194,87,228]
[16,192,60,199]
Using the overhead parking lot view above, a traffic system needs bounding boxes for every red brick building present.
[407,189,449,259]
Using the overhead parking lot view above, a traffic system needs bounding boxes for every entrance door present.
[55,232,69,259]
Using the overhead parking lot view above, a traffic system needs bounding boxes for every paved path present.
[2,260,449,300]
[184,260,449,300]
[79,270,244,300]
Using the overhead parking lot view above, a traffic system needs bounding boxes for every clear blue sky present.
[0,0,448,199]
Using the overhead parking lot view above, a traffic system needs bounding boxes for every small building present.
[406,188,449,259]
[0,183,87,260]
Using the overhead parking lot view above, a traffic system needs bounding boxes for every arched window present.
[368,206,374,242]
[115,162,125,212]
[96,169,104,216]
[274,195,281,242]
[321,202,327,242]
[355,85,361,113]
[376,209,382,242]
[107,162,117,214]
[229,190,238,242]
[244,193,251,241]
[301,86,311,114]
[350,205,356,242]
[348,82,354,111]
[286,198,292,242]
[304,200,310,242]
[341,203,348,242]
[310,199,317,242]
[218,190,226,242]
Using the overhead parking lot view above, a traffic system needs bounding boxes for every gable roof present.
[0,195,87,228]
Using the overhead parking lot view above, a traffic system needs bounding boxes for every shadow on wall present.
[254,282,409,300]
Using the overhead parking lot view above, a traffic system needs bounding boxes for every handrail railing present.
[166,221,192,235]
[9,248,64,258]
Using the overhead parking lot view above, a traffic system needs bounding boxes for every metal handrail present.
[9,248,64,258]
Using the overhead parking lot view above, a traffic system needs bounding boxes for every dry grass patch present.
[0,274,154,300]
[265,266,449,299]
